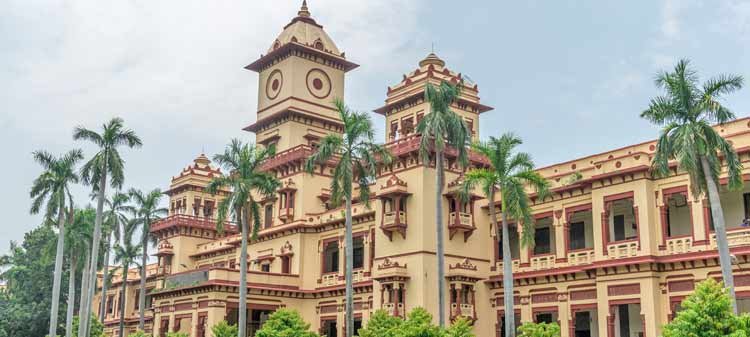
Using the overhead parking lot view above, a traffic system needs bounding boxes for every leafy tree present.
[99,191,130,319]
[128,187,167,329]
[641,59,744,311]
[128,331,149,337]
[112,218,142,337]
[399,307,444,337]
[74,117,142,336]
[166,333,189,337]
[211,321,239,337]
[516,322,560,337]
[305,99,391,337]
[445,317,474,337]
[0,225,60,337]
[417,80,471,326]
[460,134,549,337]
[207,139,280,337]
[30,149,83,337]
[254,309,319,337]
[662,279,743,337]
[71,315,105,337]
[358,310,402,337]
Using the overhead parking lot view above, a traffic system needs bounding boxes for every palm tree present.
[128,187,167,329]
[65,206,95,337]
[207,139,280,337]
[29,148,83,337]
[305,99,392,337]
[460,134,549,337]
[99,192,131,319]
[74,117,142,337]
[641,59,744,312]
[112,218,142,337]
[416,81,471,326]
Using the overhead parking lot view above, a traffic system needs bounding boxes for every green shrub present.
[255,308,319,337]
[517,322,560,337]
[71,315,105,337]
[211,320,239,337]
[446,317,474,337]
[129,331,149,337]
[398,308,444,337]
[358,310,402,337]
[662,279,744,337]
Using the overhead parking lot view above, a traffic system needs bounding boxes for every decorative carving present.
[382,174,407,188]
[449,258,477,271]
[569,289,597,301]
[607,283,640,296]
[279,241,294,256]
[378,258,406,270]
[531,293,557,304]
[667,280,695,292]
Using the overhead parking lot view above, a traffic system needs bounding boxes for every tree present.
[305,99,392,337]
[254,309,319,337]
[71,315,105,337]
[417,81,471,326]
[358,310,402,337]
[460,134,549,337]
[398,307,444,337]
[461,133,549,337]
[211,321,239,337]
[166,333,189,337]
[74,117,142,336]
[641,59,744,312]
[517,322,560,337]
[207,139,280,337]
[445,317,474,337]
[65,207,95,337]
[662,279,743,337]
[29,149,84,337]
[99,192,131,319]
[0,225,60,337]
[128,187,167,329]
[112,218,142,337]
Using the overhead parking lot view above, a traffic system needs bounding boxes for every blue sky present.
[1,0,748,254]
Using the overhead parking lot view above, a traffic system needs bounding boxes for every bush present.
[445,317,474,337]
[166,332,189,337]
[358,310,402,337]
[71,315,105,337]
[399,308,444,337]
[255,308,319,337]
[129,332,149,337]
[517,322,560,337]
[662,279,743,337]
[211,320,239,337]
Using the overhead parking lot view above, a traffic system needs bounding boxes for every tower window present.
[323,241,339,273]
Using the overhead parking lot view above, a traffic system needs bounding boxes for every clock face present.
[265,69,283,100]
[306,68,332,99]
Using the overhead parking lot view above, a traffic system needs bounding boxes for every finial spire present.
[298,0,311,17]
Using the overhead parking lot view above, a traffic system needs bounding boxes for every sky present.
[1,0,749,255]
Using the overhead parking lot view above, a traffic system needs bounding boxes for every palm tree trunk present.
[66,254,77,337]
[49,204,67,337]
[344,195,354,337]
[435,150,446,327]
[701,156,738,313]
[78,250,90,317]
[139,216,149,330]
[99,232,112,319]
[119,264,129,337]
[80,167,108,337]
[500,199,516,337]
[238,208,249,337]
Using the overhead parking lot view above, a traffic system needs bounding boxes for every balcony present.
[567,249,595,266]
[150,214,238,234]
[381,211,407,240]
[278,207,294,222]
[496,259,520,272]
[450,303,475,320]
[530,255,555,270]
[607,240,639,259]
[711,227,750,248]
[384,302,404,317]
[352,269,365,283]
[383,211,405,226]
[321,273,338,286]
[448,212,475,241]
[665,237,692,254]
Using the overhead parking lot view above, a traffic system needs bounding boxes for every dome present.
[267,1,342,56]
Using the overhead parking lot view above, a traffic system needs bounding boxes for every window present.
[106,295,114,314]
[281,256,291,274]
[261,263,270,272]
[569,222,585,250]
[744,193,750,220]
[353,237,364,269]
[613,215,626,241]
[498,225,520,260]
[533,227,551,255]
[353,318,362,336]
[322,320,337,337]
[264,204,273,228]
[323,241,339,273]
[535,313,553,324]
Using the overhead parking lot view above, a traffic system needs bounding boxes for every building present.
[93,2,750,337]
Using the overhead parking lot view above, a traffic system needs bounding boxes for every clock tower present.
[244,1,358,152]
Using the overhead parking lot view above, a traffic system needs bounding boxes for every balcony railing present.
[383,211,405,226]
[384,302,404,317]
[321,273,338,286]
[150,214,238,234]
[497,259,520,272]
[567,249,595,266]
[666,237,692,254]
[450,212,472,226]
[353,269,365,282]
[450,303,475,319]
[607,241,639,259]
[711,227,750,248]
[278,207,294,221]
[530,255,555,270]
